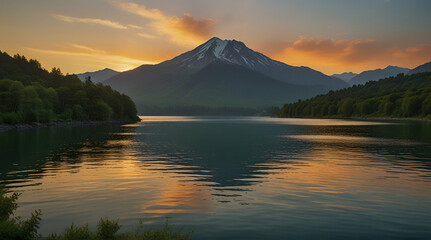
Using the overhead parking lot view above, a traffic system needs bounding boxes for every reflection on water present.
[1,117,431,239]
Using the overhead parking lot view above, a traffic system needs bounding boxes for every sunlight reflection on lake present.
[1,117,430,239]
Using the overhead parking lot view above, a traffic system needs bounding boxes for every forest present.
[278,72,431,118]
[0,51,138,124]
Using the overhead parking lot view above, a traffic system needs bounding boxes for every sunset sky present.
[1,0,430,75]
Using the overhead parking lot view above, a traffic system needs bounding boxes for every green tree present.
[0,186,42,240]
[338,98,356,116]
[91,100,113,121]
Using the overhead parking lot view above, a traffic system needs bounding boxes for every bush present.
[96,218,121,240]
[0,185,42,240]
[0,186,193,240]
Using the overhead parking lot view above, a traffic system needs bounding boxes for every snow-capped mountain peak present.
[163,37,282,72]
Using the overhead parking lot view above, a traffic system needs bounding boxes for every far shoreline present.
[0,119,139,132]
[349,116,431,122]
[274,115,431,122]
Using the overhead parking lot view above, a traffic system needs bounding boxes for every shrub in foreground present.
[0,186,193,240]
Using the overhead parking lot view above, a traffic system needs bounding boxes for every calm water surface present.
[1,116,431,239]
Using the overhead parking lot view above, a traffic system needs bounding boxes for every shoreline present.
[275,115,431,122]
[348,117,431,122]
[0,120,137,132]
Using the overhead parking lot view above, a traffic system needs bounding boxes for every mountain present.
[385,65,410,75]
[348,65,410,86]
[408,61,431,75]
[105,37,348,112]
[331,72,357,81]
[278,72,431,118]
[76,68,119,83]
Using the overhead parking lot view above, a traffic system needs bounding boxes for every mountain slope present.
[348,65,410,86]
[278,72,431,118]
[331,72,357,81]
[76,68,119,83]
[408,61,431,74]
[104,37,348,112]
[150,37,347,88]
[130,61,324,108]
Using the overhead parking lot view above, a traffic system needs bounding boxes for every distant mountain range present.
[347,66,410,86]
[75,38,431,113]
[101,37,348,111]
[76,68,119,83]
[331,72,357,81]
[408,61,431,75]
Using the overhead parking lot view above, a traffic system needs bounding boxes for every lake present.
[1,116,431,239]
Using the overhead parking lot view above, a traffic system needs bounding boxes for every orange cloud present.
[111,1,216,46]
[26,46,156,72]
[271,37,431,74]
[70,44,106,54]
[138,33,157,39]
[53,14,129,29]
[111,1,165,20]
[154,13,216,45]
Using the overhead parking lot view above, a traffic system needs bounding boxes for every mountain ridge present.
[408,61,431,75]
[348,65,410,86]
[331,72,357,81]
[76,68,119,83]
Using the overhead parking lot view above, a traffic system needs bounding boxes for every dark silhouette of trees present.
[0,51,138,124]
[278,72,431,118]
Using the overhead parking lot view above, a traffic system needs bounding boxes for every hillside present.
[408,61,431,75]
[76,68,119,83]
[0,51,138,124]
[278,72,431,118]
[105,37,348,113]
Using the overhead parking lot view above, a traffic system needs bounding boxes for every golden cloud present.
[272,37,431,74]
[111,1,165,20]
[168,13,215,39]
[111,1,216,46]
[53,14,129,29]
[26,46,156,72]
[70,44,106,54]
[138,33,157,39]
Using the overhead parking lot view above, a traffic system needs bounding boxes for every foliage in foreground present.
[0,186,42,239]
[0,186,193,240]
[0,51,138,124]
[46,218,193,240]
[278,72,431,118]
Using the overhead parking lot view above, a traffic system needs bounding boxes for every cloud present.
[70,44,106,54]
[111,1,165,20]
[26,46,156,72]
[138,33,156,39]
[127,24,143,29]
[272,37,431,74]
[53,14,129,29]
[111,1,216,46]
[164,13,215,40]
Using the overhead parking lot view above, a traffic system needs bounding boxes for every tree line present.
[0,51,138,124]
[278,72,431,118]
